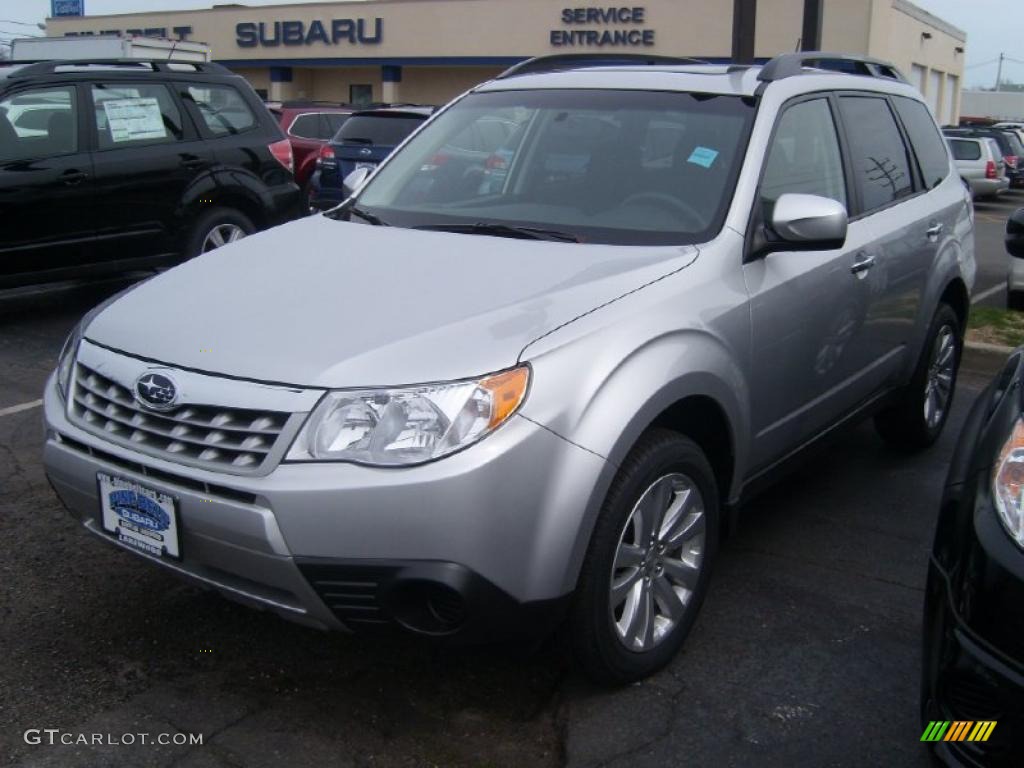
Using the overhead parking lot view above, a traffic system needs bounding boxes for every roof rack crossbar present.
[497,53,711,79]
[757,51,907,83]
[9,59,228,77]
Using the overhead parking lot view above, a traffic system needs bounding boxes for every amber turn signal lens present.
[480,366,530,429]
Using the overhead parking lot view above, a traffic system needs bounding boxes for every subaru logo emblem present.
[360,147,372,156]
[134,371,178,411]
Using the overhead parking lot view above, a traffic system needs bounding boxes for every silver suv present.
[43,52,975,683]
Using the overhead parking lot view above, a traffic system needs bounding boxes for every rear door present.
[0,82,95,287]
[87,80,212,262]
[833,94,943,394]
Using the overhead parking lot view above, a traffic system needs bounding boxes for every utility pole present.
[997,52,1005,91]
[732,0,757,64]
[801,0,824,51]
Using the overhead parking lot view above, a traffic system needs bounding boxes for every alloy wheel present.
[924,325,956,429]
[610,473,706,652]
[201,223,247,253]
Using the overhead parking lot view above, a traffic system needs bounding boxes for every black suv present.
[0,59,300,293]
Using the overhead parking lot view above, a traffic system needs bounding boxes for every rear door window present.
[838,96,914,213]
[0,86,78,161]
[892,96,949,190]
[288,113,320,139]
[91,83,183,149]
[186,84,256,136]
[947,139,981,161]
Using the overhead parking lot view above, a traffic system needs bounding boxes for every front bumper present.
[922,357,1024,766]
[42,372,605,639]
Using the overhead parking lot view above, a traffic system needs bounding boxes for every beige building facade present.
[46,0,965,120]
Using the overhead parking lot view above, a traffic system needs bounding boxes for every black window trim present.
[0,80,86,163]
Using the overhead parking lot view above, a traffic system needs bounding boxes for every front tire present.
[569,429,719,685]
[874,303,961,452]
[185,207,255,258]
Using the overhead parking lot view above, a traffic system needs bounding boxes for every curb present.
[962,340,1015,377]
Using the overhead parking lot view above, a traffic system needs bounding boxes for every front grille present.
[70,362,290,473]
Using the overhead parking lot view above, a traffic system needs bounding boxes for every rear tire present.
[569,429,719,685]
[874,303,961,452]
[185,207,255,258]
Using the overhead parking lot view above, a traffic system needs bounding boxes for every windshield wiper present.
[415,222,579,243]
[348,206,388,226]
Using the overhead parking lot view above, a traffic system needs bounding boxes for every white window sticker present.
[102,97,166,143]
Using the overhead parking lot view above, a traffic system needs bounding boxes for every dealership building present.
[47,0,966,122]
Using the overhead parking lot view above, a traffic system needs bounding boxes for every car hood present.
[85,216,697,388]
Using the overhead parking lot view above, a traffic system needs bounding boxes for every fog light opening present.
[389,581,466,635]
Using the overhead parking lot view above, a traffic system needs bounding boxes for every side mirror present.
[342,167,372,197]
[768,193,848,251]
[1007,207,1024,259]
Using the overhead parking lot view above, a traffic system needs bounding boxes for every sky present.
[0,0,1020,88]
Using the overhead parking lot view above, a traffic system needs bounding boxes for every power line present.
[0,28,43,38]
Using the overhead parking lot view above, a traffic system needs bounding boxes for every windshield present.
[333,89,756,245]
[334,114,425,146]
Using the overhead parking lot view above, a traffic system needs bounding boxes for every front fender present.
[520,327,751,593]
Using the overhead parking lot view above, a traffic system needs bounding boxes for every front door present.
[0,83,95,288]
[744,95,879,470]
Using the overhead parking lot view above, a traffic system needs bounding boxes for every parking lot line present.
[0,399,43,418]
[972,281,1006,305]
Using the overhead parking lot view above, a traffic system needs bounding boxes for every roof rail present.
[497,53,710,79]
[758,52,907,83]
[9,59,229,77]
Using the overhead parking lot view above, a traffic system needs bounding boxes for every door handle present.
[926,222,944,239]
[61,170,87,186]
[850,253,876,276]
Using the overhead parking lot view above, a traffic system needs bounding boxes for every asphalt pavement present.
[970,187,1023,307]
[0,199,1017,767]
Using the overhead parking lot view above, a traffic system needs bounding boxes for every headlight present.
[56,323,83,401]
[993,418,1024,547]
[286,366,530,466]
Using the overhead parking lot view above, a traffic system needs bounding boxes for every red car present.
[268,102,354,210]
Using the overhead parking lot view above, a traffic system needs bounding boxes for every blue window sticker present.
[687,146,719,169]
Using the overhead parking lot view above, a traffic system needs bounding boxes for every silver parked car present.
[946,135,1009,200]
[43,52,975,683]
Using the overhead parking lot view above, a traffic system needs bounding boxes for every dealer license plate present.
[98,473,180,559]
